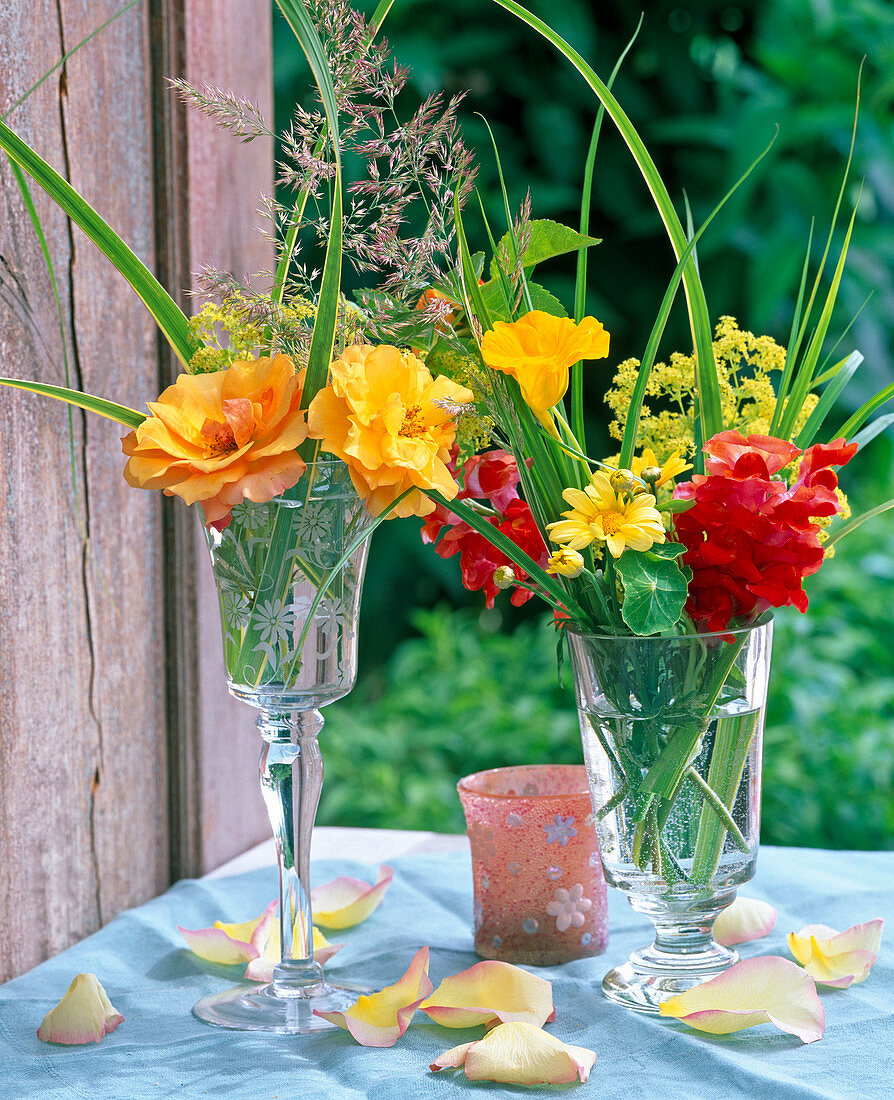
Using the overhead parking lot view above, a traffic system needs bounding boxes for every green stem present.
[686,766,749,853]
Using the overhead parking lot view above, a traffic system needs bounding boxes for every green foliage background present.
[273,0,894,849]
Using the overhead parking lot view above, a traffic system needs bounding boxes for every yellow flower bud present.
[640,465,663,484]
[493,566,516,590]
[546,548,585,578]
[609,468,637,494]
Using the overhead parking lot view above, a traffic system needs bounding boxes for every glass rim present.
[457,764,590,800]
[564,614,772,644]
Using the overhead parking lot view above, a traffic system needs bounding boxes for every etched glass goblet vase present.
[192,459,374,1033]
[567,620,772,1013]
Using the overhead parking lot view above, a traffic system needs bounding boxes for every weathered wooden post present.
[0,0,273,981]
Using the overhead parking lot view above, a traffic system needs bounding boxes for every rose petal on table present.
[244,925,343,982]
[788,919,884,988]
[178,899,277,965]
[714,897,778,946]
[419,960,555,1029]
[659,956,825,1043]
[430,1021,596,1085]
[313,945,433,1046]
[310,865,394,929]
[37,973,124,1045]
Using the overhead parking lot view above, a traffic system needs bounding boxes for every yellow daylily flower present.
[37,974,124,1045]
[430,1021,597,1085]
[547,471,665,558]
[659,956,825,1043]
[314,946,433,1046]
[419,960,554,1029]
[480,310,609,419]
[788,919,884,988]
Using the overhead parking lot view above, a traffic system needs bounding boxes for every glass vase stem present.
[259,708,325,995]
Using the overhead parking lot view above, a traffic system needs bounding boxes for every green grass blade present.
[0,117,193,367]
[777,197,860,441]
[274,0,343,417]
[849,412,894,452]
[794,350,862,449]
[454,191,493,333]
[825,498,894,550]
[479,116,533,314]
[2,0,140,121]
[491,0,720,442]
[0,377,145,428]
[618,130,777,468]
[835,382,894,441]
[769,221,815,436]
[572,15,642,450]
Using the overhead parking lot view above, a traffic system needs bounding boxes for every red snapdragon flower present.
[673,431,857,632]
[420,450,548,607]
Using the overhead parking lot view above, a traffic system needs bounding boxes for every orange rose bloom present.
[307,344,472,518]
[480,309,610,417]
[122,354,307,527]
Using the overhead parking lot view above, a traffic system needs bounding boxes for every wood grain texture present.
[183,1,274,873]
[0,0,167,981]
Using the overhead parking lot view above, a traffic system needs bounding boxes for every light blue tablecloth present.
[1,846,891,1099]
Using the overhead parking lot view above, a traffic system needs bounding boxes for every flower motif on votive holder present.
[544,814,577,846]
[546,884,592,932]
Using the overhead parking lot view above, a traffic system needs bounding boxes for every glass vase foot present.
[192,979,373,1034]
[602,941,739,1013]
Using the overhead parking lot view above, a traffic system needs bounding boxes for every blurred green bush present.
[321,487,894,850]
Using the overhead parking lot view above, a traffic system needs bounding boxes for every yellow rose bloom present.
[479,310,609,417]
[547,472,666,558]
[121,354,307,527]
[307,344,473,518]
[546,547,585,578]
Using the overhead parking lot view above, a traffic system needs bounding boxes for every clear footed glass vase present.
[192,459,374,1033]
[567,620,772,1013]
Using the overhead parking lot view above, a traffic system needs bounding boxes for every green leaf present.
[479,279,567,321]
[0,118,193,368]
[614,544,689,636]
[0,377,146,429]
[491,219,600,281]
[657,498,695,514]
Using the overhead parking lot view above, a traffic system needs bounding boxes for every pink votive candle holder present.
[458,764,609,966]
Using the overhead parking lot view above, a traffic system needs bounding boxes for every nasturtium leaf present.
[490,219,601,280]
[615,543,690,635]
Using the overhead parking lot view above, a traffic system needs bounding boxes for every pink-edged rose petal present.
[313,945,433,1046]
[431,1021,596,1085]
[244,924,344,982]
[178,899,277,965]
[419,960,555,1029]
[788,919,884,988]
[311,865,394,929]
[37,973,124,1045]
[659,956,824,1043]
[714,896,778,946]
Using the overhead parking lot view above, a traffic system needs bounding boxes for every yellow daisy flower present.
[546,472,666,558]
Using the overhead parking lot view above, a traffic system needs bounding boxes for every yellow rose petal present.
[178,899,277,966]
[788,918,883,988]
[659,956,824,1043]
[714,896,778,946]
[244,923,343,982]
[37,973,124,1045]
[419,960,554,1029]
[431,1021,596,1085]
[311,864,394,929]
[313,945,433,1047]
